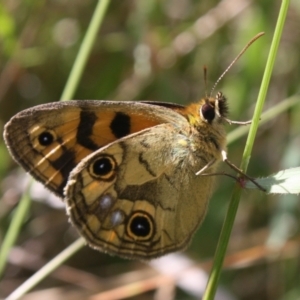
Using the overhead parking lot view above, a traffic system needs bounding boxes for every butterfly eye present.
[89,155,117,181]
[200,103,215,122]
[127,211,154,241]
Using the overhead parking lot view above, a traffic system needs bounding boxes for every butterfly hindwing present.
[65,123,215,259]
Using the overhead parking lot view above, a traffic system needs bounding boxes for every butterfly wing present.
[65,123,216,259]
[4,100,187,197]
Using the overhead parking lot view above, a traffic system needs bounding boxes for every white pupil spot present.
[99,194,113,210]
[110,210,124,227]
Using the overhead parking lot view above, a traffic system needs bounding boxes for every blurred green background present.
[0,0,300,299]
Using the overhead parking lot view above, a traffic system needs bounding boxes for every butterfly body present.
[4,93,228,259]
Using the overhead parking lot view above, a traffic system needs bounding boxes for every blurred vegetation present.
[0,0,300,299]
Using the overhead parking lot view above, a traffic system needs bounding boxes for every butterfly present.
[3,94,235,259]
[3,34,264,260]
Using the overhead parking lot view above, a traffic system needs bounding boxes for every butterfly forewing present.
[4,100,187,197]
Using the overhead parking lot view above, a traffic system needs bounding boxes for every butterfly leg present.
[221,150,266,192]
[195,159,216,176]
[223,117,252,125]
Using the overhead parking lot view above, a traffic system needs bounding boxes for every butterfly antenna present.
[210,32,264,97]
[203,65,208,99]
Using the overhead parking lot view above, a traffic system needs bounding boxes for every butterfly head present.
[199,92,228,124]
[182,92,228,129]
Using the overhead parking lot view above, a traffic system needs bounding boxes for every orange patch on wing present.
[91,111,162,144]
[130,113,163,132]
[73,146,93,164]
[54,117,80,138]
[108,231,117,243]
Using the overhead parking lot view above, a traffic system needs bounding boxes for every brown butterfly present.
[3,34,264,259]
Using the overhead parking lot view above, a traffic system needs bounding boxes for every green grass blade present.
[0,186,31,277]
[0,0,111,287]
[203,0,290,299]
[240,5,290,171]
[5,238,85,300]
[61,0,111,101]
